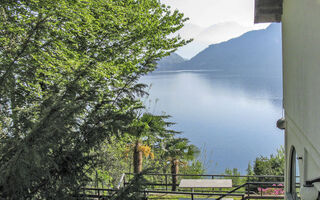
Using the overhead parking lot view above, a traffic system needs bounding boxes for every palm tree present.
[128,113,178,174]
[164,138,200,191]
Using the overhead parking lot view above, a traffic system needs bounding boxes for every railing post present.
[165,174,168,191]
[95,171,99,197]
[212,175,215,192]
[191,193,194,200]
[247,176,250,196]
[143,189,148,200]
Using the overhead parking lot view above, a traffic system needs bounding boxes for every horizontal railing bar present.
[247,182,284,184]
[81,188,245,197]
[82,188,117,191]
[245,196,284,200]
[216,183,247,200]
[144,190,245,196]
[79,193,285,200]
[125,172,285,178]
[124,182,298,187]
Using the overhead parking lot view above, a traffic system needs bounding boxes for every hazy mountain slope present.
[178,23,282,76]
[156,53,186,70]
[175,22,269,59]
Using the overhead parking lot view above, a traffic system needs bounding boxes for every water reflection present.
[140,70,284,173]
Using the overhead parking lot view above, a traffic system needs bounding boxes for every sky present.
[160,0,270,59]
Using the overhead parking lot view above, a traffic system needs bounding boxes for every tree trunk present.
[171,159,179,191]
[133,141,143,174]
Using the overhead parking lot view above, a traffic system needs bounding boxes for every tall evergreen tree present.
[0,0,189,199]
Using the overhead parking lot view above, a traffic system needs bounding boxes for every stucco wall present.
[282,0,320,195]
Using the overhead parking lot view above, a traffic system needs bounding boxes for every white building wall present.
[282,0,320,196]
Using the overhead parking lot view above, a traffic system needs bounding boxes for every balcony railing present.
[80,173,299,200]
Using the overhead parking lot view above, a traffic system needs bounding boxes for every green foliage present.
[180,160,206,178]
[164,138,200,162]
[90,112,204,190]
[127,112,179,173]
[245,147,284,193]
[246,163,254,176]
[224,168,241,186]
[253,147,285,176]
[89,136,130,188]
[128,112,179,145]
[110,170,151,200]
[0,0,189,199]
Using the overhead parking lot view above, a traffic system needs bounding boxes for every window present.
[289,146,300,199]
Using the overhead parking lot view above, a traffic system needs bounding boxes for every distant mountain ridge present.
[175,22,269,59]
[156,53,186,70]
[157,23,282,77]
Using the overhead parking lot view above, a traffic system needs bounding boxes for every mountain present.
[156,53,186,70]
[175,22,269,59]
[176,23,282,76]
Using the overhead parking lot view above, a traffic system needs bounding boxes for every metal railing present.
[80,188,246,200]
[124,173,286,190]
[80,173,298,200]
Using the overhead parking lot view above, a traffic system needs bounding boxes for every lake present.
[140,70,284,174]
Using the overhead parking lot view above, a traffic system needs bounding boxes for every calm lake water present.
[140,70,284,174]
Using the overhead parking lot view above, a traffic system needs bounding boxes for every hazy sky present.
[161,0,255,27]
[160,0,269,58]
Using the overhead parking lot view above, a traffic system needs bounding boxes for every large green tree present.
[0,0,189,199]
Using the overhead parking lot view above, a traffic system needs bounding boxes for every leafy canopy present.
[253,147,285,176]
[0,0,189,199]
[164,137,200,162]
